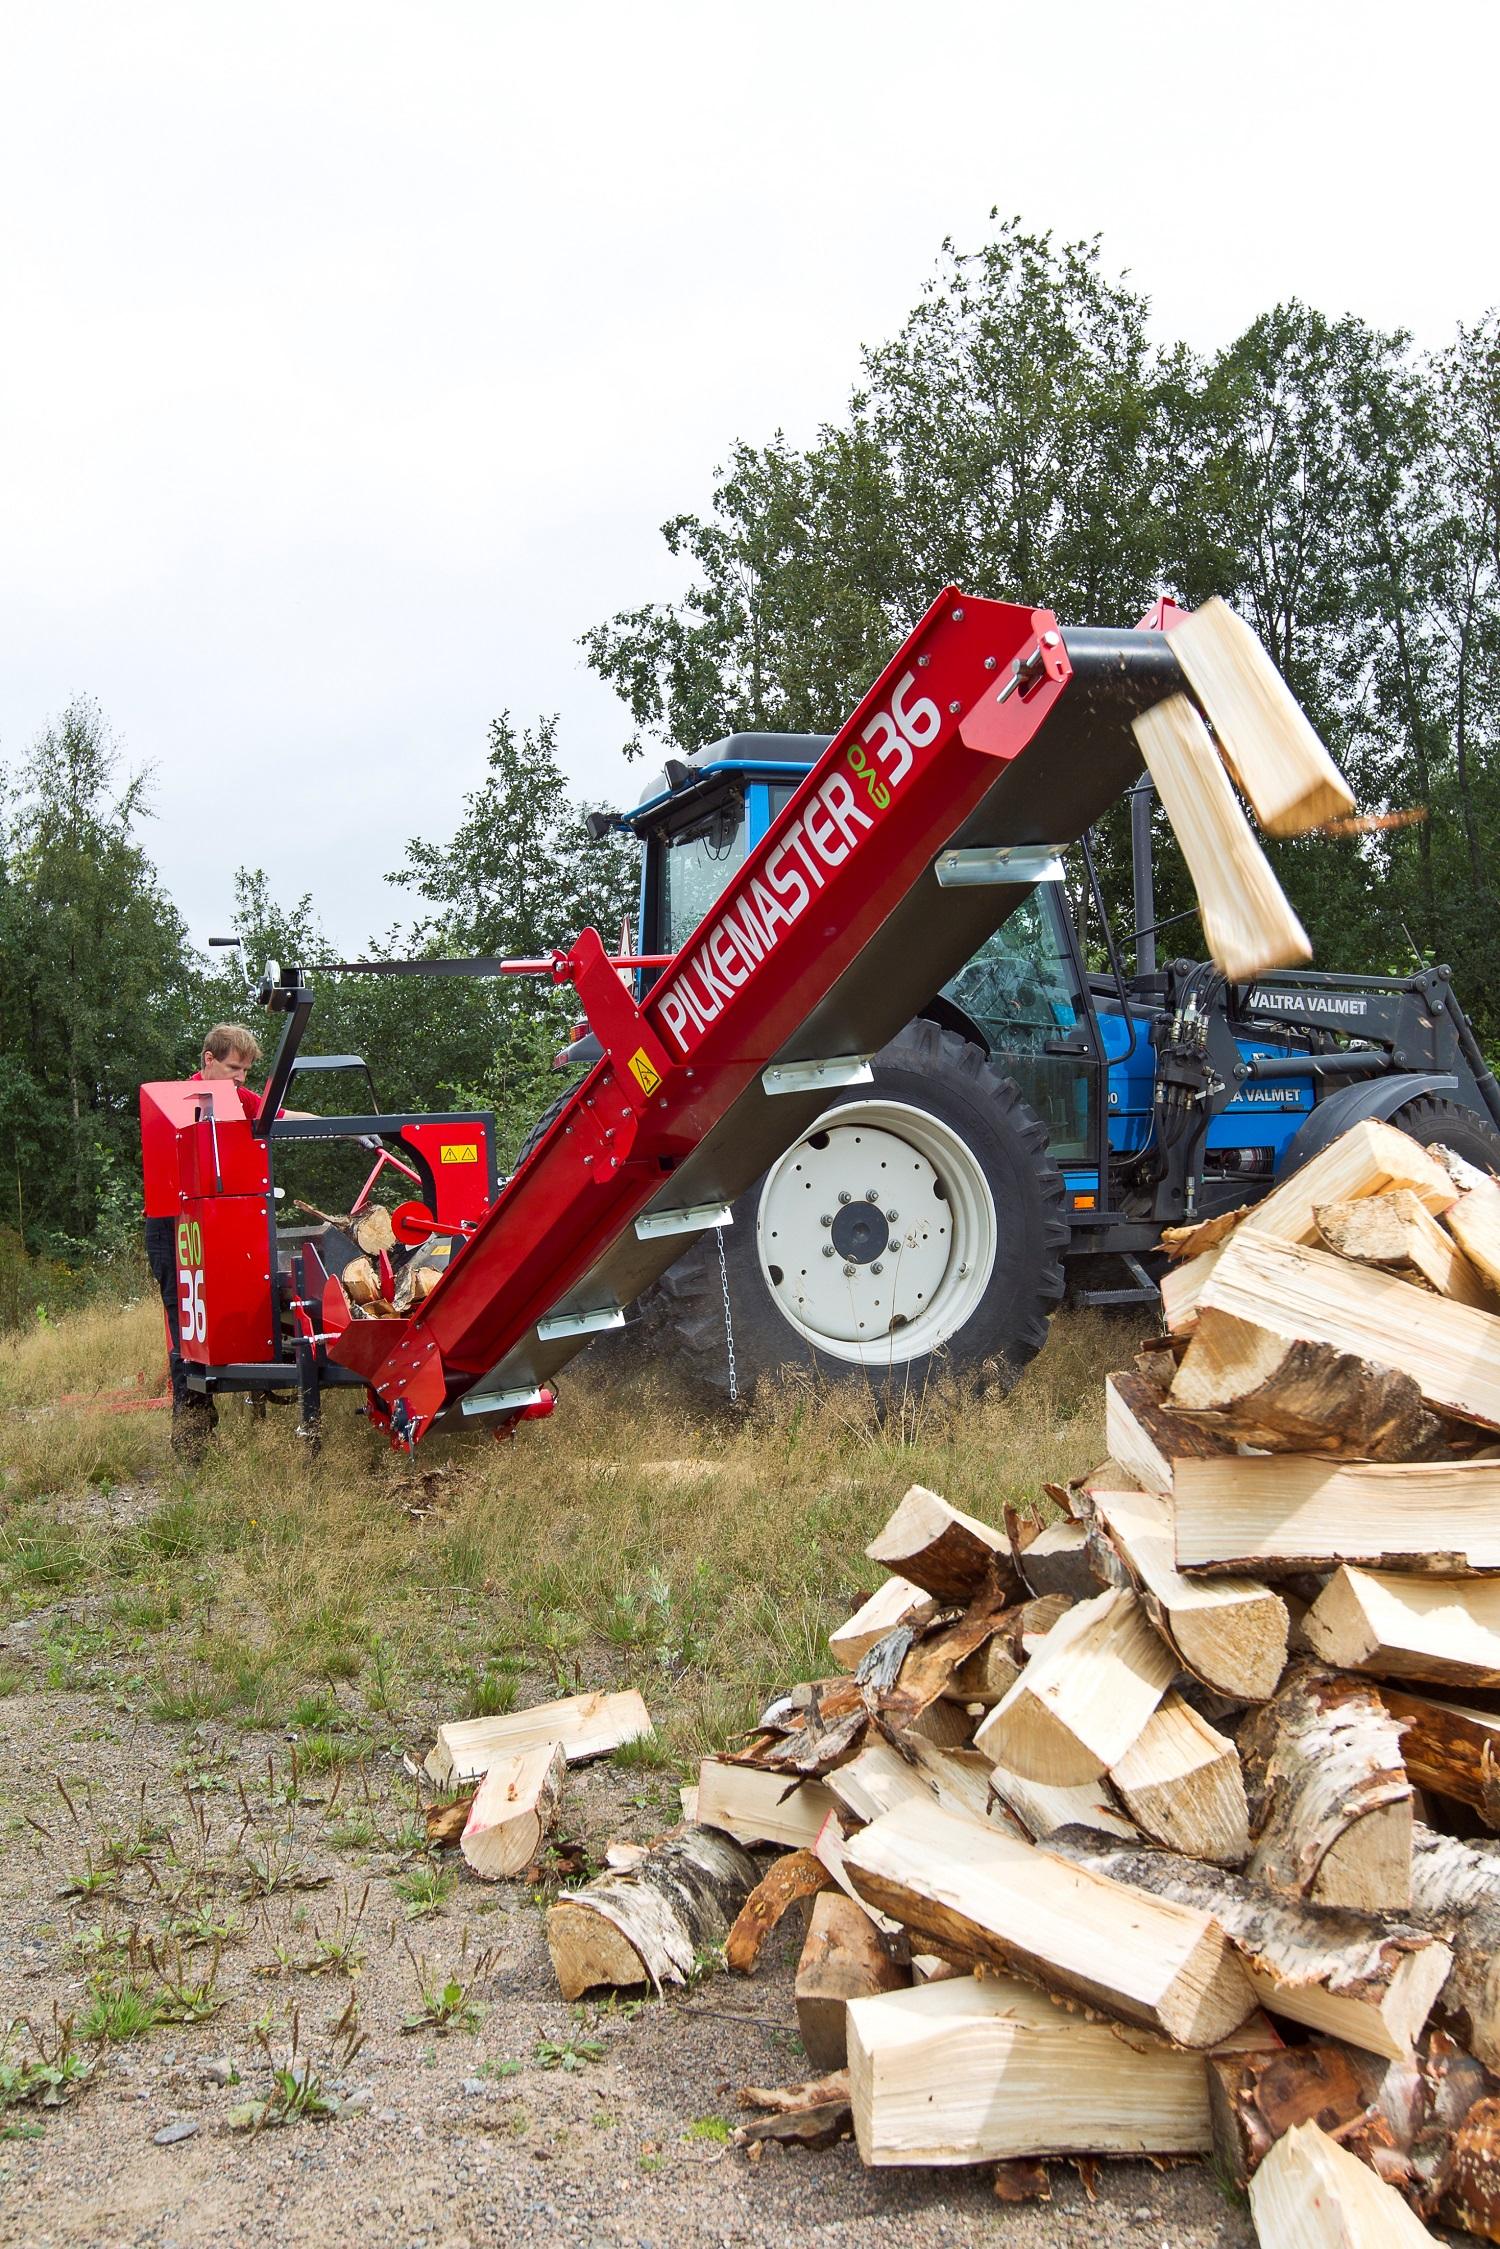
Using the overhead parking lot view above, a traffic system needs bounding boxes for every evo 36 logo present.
[655,671,941,1057]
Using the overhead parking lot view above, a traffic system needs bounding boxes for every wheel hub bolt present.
[819,1213,832,1227]
[864,1188,879,1201]
[821,1245,835,1259]
[886,1208,899,1222]
[871,1261,884,1275]
[842,1263,856,1277]
[837,1191,852,1205]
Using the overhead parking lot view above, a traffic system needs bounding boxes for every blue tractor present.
[573,730,1500,1395]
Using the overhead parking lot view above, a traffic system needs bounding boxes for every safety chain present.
[715,1223,739,1405]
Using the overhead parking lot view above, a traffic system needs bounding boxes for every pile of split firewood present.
[443,1116,1500,2246]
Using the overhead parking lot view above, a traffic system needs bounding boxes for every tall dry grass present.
[0,1301,1143,1763]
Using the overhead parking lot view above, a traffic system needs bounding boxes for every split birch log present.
[864,1486,1016,1605]
[342,1256,380,1306]
[425,1689,652,1784]
[546,1824,759,1999]
[1109,1691,1250,1866]
[1048,1833,1452,2060]
[1314,1188,1493,1309]
[1377,1689,1500,1827]
[1162,1208,1247,1261]
[844,1800,1257,2048]
[1434,1144,1500,1291]
[1407,1823,1500,2072]
[1166,597,1354,836]
[724,1850,833,1975]
[973,1586,1175,1786]
[942,1636,1023,1706]
[1238,1665,1413,1913]
[1305,1567,1500,1690]
[1009,1517,1096,1603]
[459,1741,566,1880]
[1188,1229,1500,1431]
[882,1595,1013,1725]
[813,1812,909,1935]
[1161,1243,1225,1337]
[1170,1312,1445,1461]
[826,1737,995,1830]
[1086,1484,1288,1700]
[1248,2118,1437,2247]
[1171,1453,1500,1576]
[349,1204,397,1257]
[1104,1369,1236,1498]
[986,1760,1139,1845]
[828,1576,937,1671]
[794,1892,909,2070]
[695,1758,836,1849]
[1131,694,1310,978]
[1207,2041,1377,2195]
[847,1970,1254,2167]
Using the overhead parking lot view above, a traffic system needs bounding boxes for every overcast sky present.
[2,1,1495,953]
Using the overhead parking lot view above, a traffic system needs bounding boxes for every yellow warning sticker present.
[441,1142,479,1164]
[628,1047,662,1097]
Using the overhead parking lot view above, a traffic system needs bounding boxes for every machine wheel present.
[1385,1094,1500,1178]
[639,1020,1068,1399]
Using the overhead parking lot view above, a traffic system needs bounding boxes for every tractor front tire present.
[637,1020,1068,1401]
[1386,1093,1500,1179]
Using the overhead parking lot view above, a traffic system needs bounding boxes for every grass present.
[0,1291,1130,1769]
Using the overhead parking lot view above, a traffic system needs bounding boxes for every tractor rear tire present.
[1385,1093,1500,1179]
[632,1020,1068,1402]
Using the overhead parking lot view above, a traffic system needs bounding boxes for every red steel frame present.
[325,586,1076,1442]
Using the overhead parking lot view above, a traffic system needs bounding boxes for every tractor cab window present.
[660,791,749,953]
[942,888,1096,1162]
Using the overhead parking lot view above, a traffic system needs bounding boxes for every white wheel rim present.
[754,1098,998,1366]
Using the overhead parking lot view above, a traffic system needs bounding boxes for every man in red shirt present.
[147,1022,263,1450]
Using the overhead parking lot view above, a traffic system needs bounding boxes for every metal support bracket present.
[634,1202,734,1241]
[535,1305,627,1343]
[762,1057,873,1096]
[934,845,1066,888]
[460,1385,548,1417]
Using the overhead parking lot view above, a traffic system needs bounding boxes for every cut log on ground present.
[1109,1691,1250,1866]
[1238,1665,1413,1913]
[1314,1188,1493,1309]
[724,1850,833,1976]
[1132,694,1311,977]
[986,1761,1139,1844]
[1049,1834,1451,2060]
[829,1577,937,1671]
[1189,1231,1500,1431]
[425,1689,652,1784]
[795,1892,909,2070]
[1206,2042,1377,2196]
[1009,1518,1096,1603]
[826,1737,994,1830]
[1171,1453,1500,1576]
[973,1586,1175,1786]
[1170,1312,1445,1461]
[845,1800,1257,2048]
[1104,1369,1236,1497]
[1166,597,1354,837]
[847,1969,1239,2167]
[1409,1823,1500,2072]
[1305,1566,1500,1691]
[942,1637,1023,1707]
[1377,1690,1500,1828]
[695,1758,836,1849]
[546,1824,759,1999]
[1087,1483,1288,1700]
[1248,2117,1436,2246]
[864,1485,1016,1605]
[882,1596,1012,1726]
[459,1741,566,1880]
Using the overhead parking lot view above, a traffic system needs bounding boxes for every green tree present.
[0,700,197,1251]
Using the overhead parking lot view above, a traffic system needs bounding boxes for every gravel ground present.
[0,1685,1262,2249]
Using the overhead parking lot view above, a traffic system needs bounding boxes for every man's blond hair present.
[203,1023,262,1065]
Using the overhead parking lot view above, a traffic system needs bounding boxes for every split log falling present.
[1086,1483,1288,1700]
[845,1800,1257,2048]
[864,1485,1017,1605]
[1048,1833,1451,2060]
[1238,1665,1413,1913]
[1305,1567,1500,1691]
[973,1586,1175,1786]
[1109,1690,1250,1866]
[545,1824,759,1999]
[1248,2118,1437,2246]
[794,1892,909,2070]
[1132,694,1311,977]
[459,1741,566,1881]
[1165,597,1354,837]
